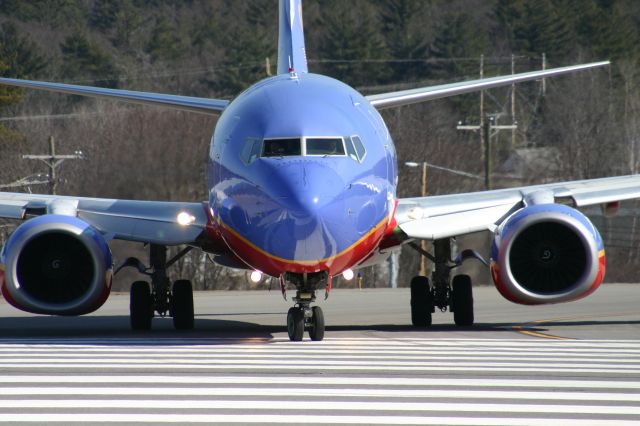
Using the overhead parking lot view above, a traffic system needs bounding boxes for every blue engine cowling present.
[0,215,113,315]
[491,204,605,305]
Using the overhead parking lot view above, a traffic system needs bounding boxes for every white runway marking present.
[0,399,639,415]
[0,338,638,424]
[1,387,640,402]
[1,413,638,425]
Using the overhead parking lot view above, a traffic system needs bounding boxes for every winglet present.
[277,0,308,74]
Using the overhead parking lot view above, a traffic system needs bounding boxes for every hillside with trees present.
[0,0,639,290]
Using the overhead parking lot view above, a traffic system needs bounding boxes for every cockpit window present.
[305,138,346,156]
[345,137,358,161]
[254,136,358,161]
[240,138,262,164]
[348,135,367,162]
[262,138,301,157]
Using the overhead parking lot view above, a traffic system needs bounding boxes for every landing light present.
[176,211,196,226]
[407,207,423,220]
[342,269,354,281]
[250,270,263,283]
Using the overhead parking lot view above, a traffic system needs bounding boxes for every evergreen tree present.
[206,1,276,96]
[89,0,143,51]
[0,0,87,28]
[430,13,487,79]
[0,22,46,105]
[494,0,576,61]
[0,22,44,165]
[575,1,639,61]
[318,0,389,88]
[60,32,118,87]
[146,16,188,62]
[90,0,121,31]
[379,0,430,82]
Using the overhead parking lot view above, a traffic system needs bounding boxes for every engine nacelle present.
[0,215,113,315]
[491,204,605,305]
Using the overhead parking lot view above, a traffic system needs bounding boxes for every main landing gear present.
[409,239,475,327]
[282,272,327,341]
[119,244,195,331]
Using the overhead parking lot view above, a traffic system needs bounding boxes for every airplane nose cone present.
[268,159,344,213]
[262,159,347,261]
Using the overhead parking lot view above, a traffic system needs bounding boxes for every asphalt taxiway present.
[0,284,638,424]
[0,283,637,340]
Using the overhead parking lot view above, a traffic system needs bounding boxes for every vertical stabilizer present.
[278,0,308,74]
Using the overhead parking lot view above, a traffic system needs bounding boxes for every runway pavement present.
[0,284,638,424]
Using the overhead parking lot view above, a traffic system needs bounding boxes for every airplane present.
[0,0,634,342]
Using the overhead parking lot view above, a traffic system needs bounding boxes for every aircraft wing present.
[0,77,229,114]
[395,174,640,240]
[0,192,210,246]
[366,61,609,110]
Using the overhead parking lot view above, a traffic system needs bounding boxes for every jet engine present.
[490,204,605,305]
[0,215,113,315]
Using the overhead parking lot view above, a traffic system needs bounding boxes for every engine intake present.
[491,204,605,305]
[1,215,113,315]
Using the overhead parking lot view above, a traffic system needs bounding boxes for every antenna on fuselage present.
[288,56,298,80]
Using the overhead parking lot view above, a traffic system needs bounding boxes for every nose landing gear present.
[283,272,328,341]
[286,291,326,341]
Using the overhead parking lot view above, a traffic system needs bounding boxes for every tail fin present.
[277,0,308,74]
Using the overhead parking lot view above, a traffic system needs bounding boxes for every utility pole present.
[479,54,485,163]
[458,115,517,190]
[484,118,492,190]
[511,54,517,150]
[541,52,547,96]
[457,55,518,190]
[419,161,427,277]
[22,136,84,195]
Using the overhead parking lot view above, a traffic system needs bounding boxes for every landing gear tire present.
[287,307,305,341]
[410,276,433,327]
[172,279,194,330]
[452,274,474,326]
[130,281,153,330]
[308,306,325,341]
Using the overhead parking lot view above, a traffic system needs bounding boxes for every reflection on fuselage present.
[208,72,397,277]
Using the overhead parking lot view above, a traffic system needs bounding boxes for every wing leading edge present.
[396,174,640,241]
[366,61,609,110]
[0,192,209,246]
[0,77,229,115]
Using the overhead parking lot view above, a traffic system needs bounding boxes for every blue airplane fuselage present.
[208,73,397,276]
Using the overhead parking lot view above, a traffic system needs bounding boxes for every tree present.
[430,12,487,79]
[146,16,188,63]
[0,22,46,105]
[60,32,119,87]
[494,0,576,61]
[89,0,143,50]
[90,0,121,31]
[0,0,87,28]
[318,0,389,88]
[574,1,639,62]
[379,0,431,82]
[205,1,276,96]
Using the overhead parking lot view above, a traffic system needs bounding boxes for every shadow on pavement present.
[0,314,523,343]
